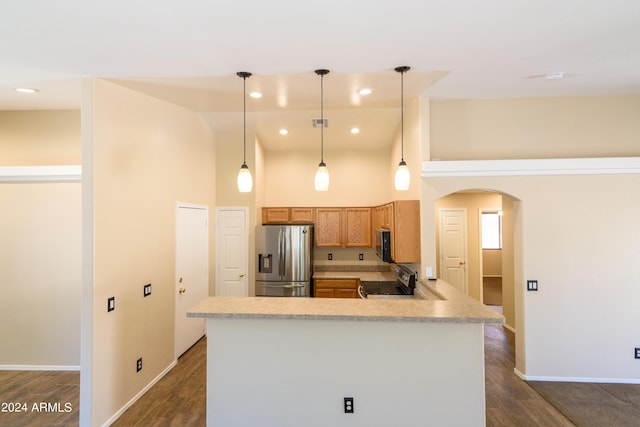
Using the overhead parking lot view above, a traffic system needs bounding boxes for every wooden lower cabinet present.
[313,278,360,298]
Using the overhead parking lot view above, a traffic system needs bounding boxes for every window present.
[482,211,502,249]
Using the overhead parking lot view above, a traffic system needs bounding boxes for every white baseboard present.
[0,365,80,371]
[514,368,640,384]
[102,360,177,427]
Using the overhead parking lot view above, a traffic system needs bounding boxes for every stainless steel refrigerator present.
[255,224,314,297]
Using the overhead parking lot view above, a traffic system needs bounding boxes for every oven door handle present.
[357,285,367,299]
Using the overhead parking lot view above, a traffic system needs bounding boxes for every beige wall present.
[263,148,392,207]
[260,96,423,207]
[0,110,82,368]
[482,249,502,276]
[0,110,80,165]
[423,174,640,381]
[430,95,640,160]
[0,182,81,367]
[82,79,216,426]
[427,95,640,381]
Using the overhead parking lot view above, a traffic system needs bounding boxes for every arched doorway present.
[434,190,517,332]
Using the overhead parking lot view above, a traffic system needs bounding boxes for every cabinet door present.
[290,208,315,224]
[344,208,372,247]
[314,278,360,299]
[314,288,336,298]
[335,289,358,298]
[262,208,289,224]
[391,200,421,263]
[316,208,342,247]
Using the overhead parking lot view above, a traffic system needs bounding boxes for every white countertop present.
[187,279,504,324]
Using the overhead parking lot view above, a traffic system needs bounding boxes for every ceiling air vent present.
[312,118,328,128]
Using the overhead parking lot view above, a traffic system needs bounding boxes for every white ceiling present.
[2,0,639,151]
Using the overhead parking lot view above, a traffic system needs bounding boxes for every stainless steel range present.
[359,264,418,299]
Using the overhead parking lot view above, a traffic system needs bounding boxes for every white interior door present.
[216,208,249,297]
[175,204,209,358]
[439,208,468,293]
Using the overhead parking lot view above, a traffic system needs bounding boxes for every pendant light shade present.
[237,71,253,193]
[394,66,410,191]
[237,163,253,192]
[314,69,330,191]
[315,161,330,191]
[395,160,410,191]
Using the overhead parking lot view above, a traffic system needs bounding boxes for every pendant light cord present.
[237,71,252,167]
[321,72,324,163]
[315,69,329,166]
[394,66,410,164]
[243,74,247,165]
[400,70,404,162]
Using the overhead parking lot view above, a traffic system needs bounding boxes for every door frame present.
[175,202,209,360]
[215,207,250,297]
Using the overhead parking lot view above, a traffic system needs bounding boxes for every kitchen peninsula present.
[188,279,503,427]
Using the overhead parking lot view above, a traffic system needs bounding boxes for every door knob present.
[178,277,183,283]
[239,273,245,278]
[179,287,186,294]
[459,261,465,265]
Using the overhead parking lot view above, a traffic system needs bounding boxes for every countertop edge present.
[187,311,503,323]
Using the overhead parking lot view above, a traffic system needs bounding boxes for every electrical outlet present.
[144,283,152,297]
[343,397,354,414]
[328,253,332,260]
[359,253,364,261]
[136,358,142,372]
[635,348,640,359]
[527,280,538,291]
[107,297,115,312]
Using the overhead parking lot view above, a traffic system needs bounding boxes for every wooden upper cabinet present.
[290,208,315,223]
[262,208,315,224]
[344,207,372,247]
[262,208,290,224]
[315,208,342,247]
[389,200,420,263]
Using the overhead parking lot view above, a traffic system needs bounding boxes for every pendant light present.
[237,71,253,193]
[314,69,330,191]
[394,66,411,191]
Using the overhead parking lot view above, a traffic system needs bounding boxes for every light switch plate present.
[527,280,538,291]
[107,297,115,312]
[144,283,152,297]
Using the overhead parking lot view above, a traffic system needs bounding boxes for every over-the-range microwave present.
[375,228,393,263]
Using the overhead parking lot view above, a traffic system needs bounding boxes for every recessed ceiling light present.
[544,72,565,80]
[350,127,360,134]
[15,87,39,94]
[358,88,372,96]
[279,129,289,135]
[249,91,262,98]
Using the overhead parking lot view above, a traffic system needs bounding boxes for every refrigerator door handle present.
[278,228,285,277]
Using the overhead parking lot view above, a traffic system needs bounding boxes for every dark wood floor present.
[0,369,79,426]
[483,312,574,426]
[1,312,576,426]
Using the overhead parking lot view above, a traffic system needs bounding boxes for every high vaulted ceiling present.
[1,0,639,151]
